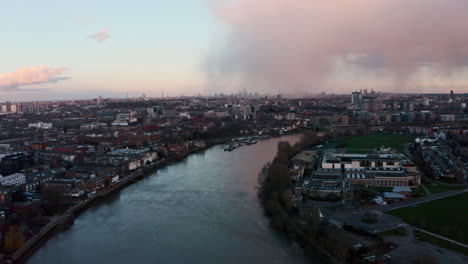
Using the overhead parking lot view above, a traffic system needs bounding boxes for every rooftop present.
[291,153,315,163]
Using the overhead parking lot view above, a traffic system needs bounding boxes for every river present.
[28,135,315,264]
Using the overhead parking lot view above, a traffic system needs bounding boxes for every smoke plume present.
[206,0,468,93]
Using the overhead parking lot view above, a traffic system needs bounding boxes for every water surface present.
[29,135,314,264]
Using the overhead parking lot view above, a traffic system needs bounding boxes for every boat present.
[246,140,257,145]
[224,145,237,151]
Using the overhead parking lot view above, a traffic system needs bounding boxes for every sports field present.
[334,133,416,151]
[387,192,468,244]
[425,183,465,194]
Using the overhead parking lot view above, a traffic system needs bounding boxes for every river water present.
[28,135,314,264]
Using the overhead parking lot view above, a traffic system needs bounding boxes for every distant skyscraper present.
[360,97,380,112]
[402,102,409,111]
[423,97,430,106]
[1,102,12,112]
[351,91,362,104]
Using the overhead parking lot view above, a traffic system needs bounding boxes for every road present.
[322,186,468,263]
[385,224,468,264]
[384,214,468,249]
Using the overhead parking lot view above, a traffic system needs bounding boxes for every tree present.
[3,217,26,253]
[362,210,378,224]
[257,162,271,195]
[454,169,465,184]
[304,207,321,238]
[281,189,293,213]
[317,226,354,263]
[268,163,291,198]
[276,141,293,163]
[41,185,67,215]
[104,176,112,188]
[72,154,84,167]
[354,189,376,204]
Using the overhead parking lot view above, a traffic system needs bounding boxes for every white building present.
[423,97,430,106]
[320,152,419,187]
[179,112,191,119]
[128,160,141,171]
[141,152,158,164]
[286,113,297,121]
[28,122,53,129]
[111,175,120,183]
[112,113,137,127]
[0,173,26,186]
[68,189,85,198]
[322,153,402,169]
[80,122,107,130]
[439,114,456,122]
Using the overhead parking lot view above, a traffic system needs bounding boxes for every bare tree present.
[41,185,67,215]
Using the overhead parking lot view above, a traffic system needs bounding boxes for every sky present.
[1,0,468,101]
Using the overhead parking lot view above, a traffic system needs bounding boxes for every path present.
[380,188,468,212]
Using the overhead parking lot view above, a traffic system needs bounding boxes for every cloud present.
[0,66,70,91]
[89,29,110,42]
[207,0,468,93]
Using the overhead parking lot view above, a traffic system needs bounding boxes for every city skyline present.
[2,0,468,101]
[0,2,467,263]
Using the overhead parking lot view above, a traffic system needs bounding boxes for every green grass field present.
[388,192,468,244]
[335,133,416,151]
[411,186,428,197]
[425,183,465,194]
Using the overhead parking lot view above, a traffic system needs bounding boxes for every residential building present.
[0,173,26,186]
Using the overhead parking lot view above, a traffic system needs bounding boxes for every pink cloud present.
[207,0,468,93]
[0,66,69,91]
[89,29,110,42]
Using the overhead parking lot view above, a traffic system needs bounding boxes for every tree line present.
[257,128,365,263]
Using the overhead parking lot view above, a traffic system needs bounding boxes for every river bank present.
[27,134,310,264]
[10,142,217,264]
[257,130,369,264]
[12,133,304,264]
